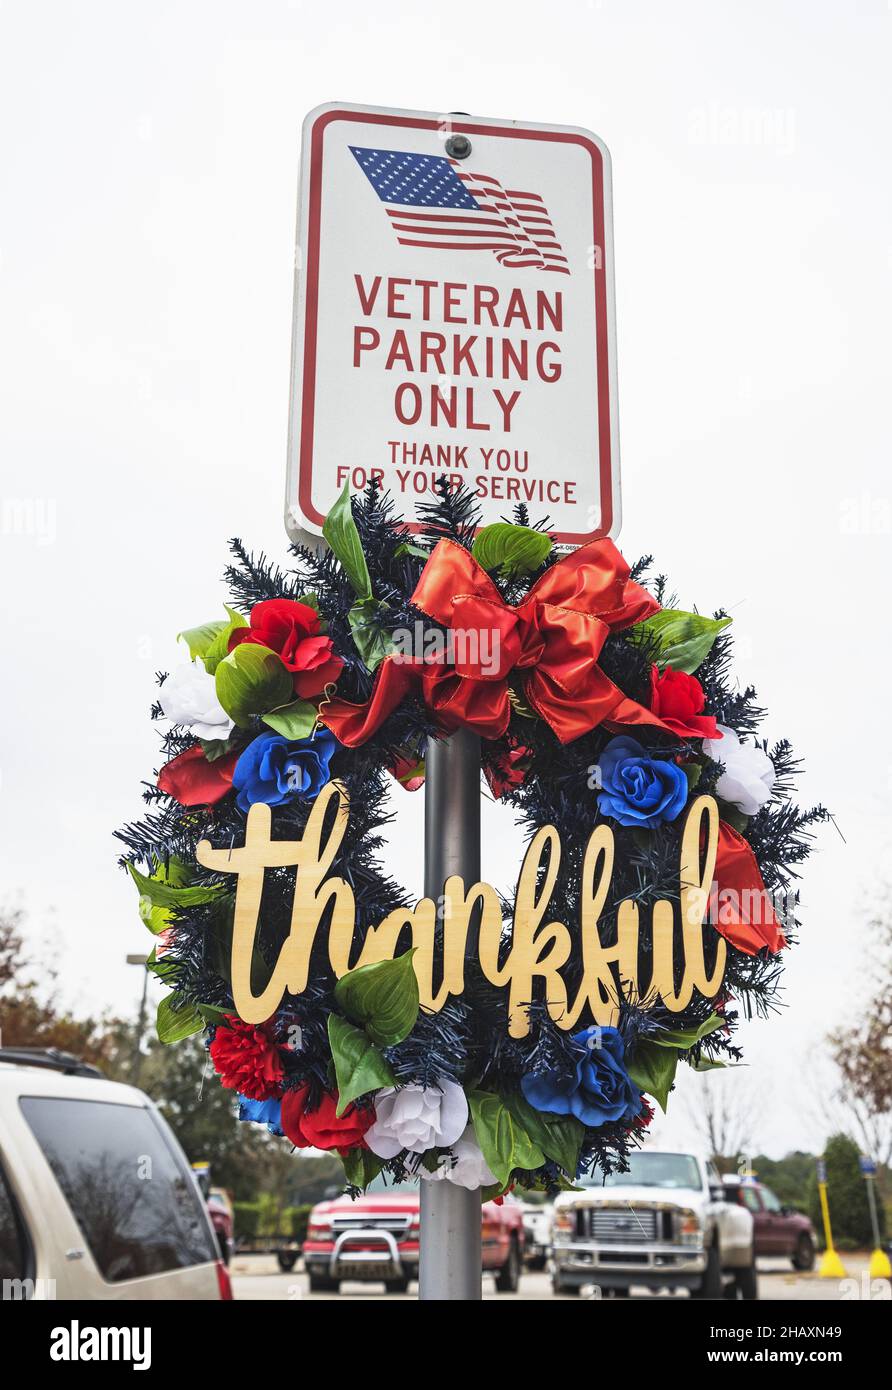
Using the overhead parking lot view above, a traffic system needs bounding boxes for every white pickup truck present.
[551,1149,756,1299]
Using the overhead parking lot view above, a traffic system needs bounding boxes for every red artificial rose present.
[209,1016,284,1101]
[648,665,720,740]
[229,599,343,698]
[157,745,239,805]
[281,1085,373,1153]
[484,742,533,799]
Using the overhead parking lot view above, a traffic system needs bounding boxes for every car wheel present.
[792,1234,816,1272]
[734,1260,759,1301]
[691,1241,723,1299]
[495,1236,521,1293]
[608,1286,631,1298]
[552,1273,580,1296]
[307,1270,340,1294]
[277,1251,298,1273]
[384,1276,411,1294]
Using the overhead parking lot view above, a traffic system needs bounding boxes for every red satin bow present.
[323,537,709,747]
[712,822,786,956]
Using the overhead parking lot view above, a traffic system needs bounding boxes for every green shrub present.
[284,1204,313,1244]
[233,1202,261,1240]
[807,1134,885,1248]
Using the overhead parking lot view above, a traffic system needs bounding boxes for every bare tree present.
[683,1072,761,1172]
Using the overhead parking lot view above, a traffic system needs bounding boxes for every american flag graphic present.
[349,146,569,275]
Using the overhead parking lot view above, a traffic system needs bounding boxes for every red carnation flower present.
[209,1016,284,1101]
[484,742,533,799]
[649,665,720,740]
[228,599,343,698]
[281,1084,373,1153]
[632,1097,655,1132]
[157,744,239,805]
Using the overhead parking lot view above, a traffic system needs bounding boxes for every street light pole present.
[419,727,483,1301]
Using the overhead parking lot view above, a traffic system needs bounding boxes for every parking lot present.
[231,1254,881,1302]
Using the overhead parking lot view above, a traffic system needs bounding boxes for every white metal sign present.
[285,103,620,545]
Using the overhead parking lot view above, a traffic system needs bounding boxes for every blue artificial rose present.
[521,1026,643,1127]
[232,728,338,814]
[596,735,688,829]
[238,1095,283,1136]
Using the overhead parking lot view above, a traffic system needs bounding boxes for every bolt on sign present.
[285,103,621,546]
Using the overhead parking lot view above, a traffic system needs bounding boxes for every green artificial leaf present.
[687,1057,728,1072]
[342,1148,384,1189]
[633,609,732,675]
[348,597,395,672]
[472,523,553,578]
[334,951,419,1048]
[719,803,750,833]
[215,643,293,727]
[127,859,224,914]
[680,763,703,791]
[199,736,236,762]
[197,1003,231,1026]
[627,1041,678,1112]
[145,945,177,982]
[177,619,228,662]
[202,606,249,674]
[322,482,372,600]
[648,1012,724,1050]
[393,542,430,560]
[504,1091,584,1179]
[468,1090,546,1187]
[156,995,204,1044]
[262,697,318,740]
[327,1015,395,1115]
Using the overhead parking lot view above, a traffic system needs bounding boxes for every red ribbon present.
[712,822,786,956]
[322,537,712,747]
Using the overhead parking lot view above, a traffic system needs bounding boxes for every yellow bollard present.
[817,1177,847,1278]
[868,1246,891,1280]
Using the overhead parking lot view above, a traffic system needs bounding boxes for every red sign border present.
[295,108,615,544]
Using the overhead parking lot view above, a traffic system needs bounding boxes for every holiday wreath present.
[117,482,826,1194]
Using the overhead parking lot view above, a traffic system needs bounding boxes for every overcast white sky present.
[1,0,889,1160]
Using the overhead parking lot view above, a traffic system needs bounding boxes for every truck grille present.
[579,1207,659,1243]
[330,1214,411,1234]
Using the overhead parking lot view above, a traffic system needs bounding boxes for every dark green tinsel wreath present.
[116,479,827,1194]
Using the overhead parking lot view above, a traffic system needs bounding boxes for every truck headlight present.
[552,1207,575,1238]
[676,1208,703,1247]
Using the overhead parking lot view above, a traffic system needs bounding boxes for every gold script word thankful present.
[196,784,726,1038]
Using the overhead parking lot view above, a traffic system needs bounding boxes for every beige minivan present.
[0,1049,232,1300]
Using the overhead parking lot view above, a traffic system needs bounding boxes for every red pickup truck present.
[303,1176,525,1293]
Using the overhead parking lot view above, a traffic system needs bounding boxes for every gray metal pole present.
[865,1174,882,1251]
[419,727,483,1301]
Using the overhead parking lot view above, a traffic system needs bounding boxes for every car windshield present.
[581,1153,702,1191]
[365,1173,421,1195]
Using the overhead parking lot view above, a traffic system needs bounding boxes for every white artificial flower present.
[418,1125,497,1190]
[702,724,775,815]
[365,1080,468,1159]
[159,658,234,741]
